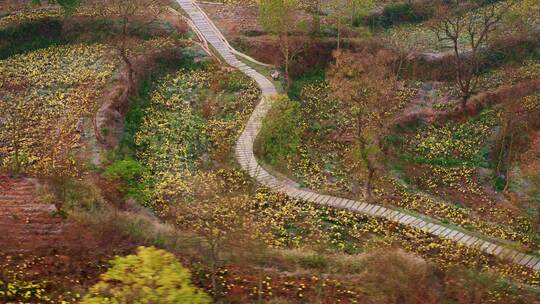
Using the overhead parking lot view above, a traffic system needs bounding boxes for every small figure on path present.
[271,70,280,81]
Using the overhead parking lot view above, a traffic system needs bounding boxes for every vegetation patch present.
[0,43,118,176]
[2,0,540,302]
[257,95,302,166]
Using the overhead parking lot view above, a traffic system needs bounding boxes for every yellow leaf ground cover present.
[275,76,539,249]
[129,65,540,289]
[133,64,260,212]
[0,43,118,176]
[0,7,100,28]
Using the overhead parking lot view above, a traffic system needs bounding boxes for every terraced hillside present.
[1,0,539,303]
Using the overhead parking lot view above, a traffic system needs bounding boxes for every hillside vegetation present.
[0,0,539,303]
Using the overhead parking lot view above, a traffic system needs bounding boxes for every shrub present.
[484,35,540,69]
[221,72,250,93]
[288,69,326,101]
[443,266,531,303]
[361,249,440,304]
[81,246,211,304]
[492,175,506,192]
[103,159,148,201]
[297,253,328,270]
[372,2,433,28]
[37,176,105,214]
[257,95,302,165]
[0,19,66,59]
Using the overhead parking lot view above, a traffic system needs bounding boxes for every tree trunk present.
[12,119,20,176]
[120,49,135,93]
[257,273,263,303]
[530,209,540,250]
[315,270,324,303]
[396,56,405,79]
[282,34,291,89]
[210,264,217,296]
[364,165,375,198]
[210,244,218,297]
[356,114,363,140]
[337,18,341,50]
[93,112,105,144]
[350,0,356,26]
[461,95,468,113]
[311,1,321,35]
[495,120,508,177]
[503,131,515,192]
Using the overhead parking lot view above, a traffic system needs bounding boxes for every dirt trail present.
[0,177,63,253]
[0,176,138,301]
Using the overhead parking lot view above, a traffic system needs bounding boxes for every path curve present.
[176,0,540,272]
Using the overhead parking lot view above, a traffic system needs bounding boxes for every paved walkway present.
[176,0,540,272]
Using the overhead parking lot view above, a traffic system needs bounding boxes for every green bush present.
[288,69,325,101]
[484,38,540,69]
[257,95,302,165]
[298,253,328,270]
[103,159,149,201]
[221,72,250,93]
[0,19,66,59]
[120,71,158,157]
[492,175,506,192]
[36,177,104,214]
[368,2,433,28]
[82,246,211,304]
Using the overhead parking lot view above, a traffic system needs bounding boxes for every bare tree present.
[90,0,167,145]
[494,99,523,191]
[511,96,540,249]
[431,0,516,112]
[258,0,306,88]
[306,0,323,35]
[328,49,399,198]
[325,0,374,50]
[97,0,165,91]
[171,193,254,295]
[383,31,420,79]
[0,95,40,175]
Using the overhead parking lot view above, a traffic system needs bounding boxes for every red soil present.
[0,177,136,301]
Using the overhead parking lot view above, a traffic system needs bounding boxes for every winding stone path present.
[176,0,540,272]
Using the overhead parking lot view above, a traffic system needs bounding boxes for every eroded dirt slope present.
[0,178,62,253]
[0,177,136,301]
